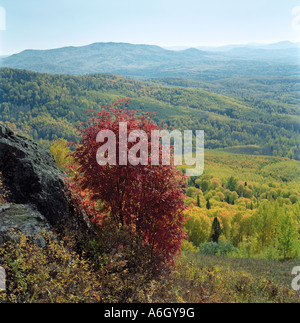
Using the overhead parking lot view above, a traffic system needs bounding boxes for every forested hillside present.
[153,76,300,108]
[1,68,299,159]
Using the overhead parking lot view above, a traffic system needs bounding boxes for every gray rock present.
[0,124,72,227]
[0,203,52,246]
[0,124,90,244]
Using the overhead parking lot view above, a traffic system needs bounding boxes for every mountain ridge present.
[1,42,298,79]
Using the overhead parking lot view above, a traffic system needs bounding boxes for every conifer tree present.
[197,195,201,208]
[206,199,211,210]
[212,217,222,243]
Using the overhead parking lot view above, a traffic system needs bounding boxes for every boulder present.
[0,124,89,243]
[0,203,52,245]
[0,124,72,227]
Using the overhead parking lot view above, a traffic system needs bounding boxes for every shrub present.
[168,253,300,303]
[199,241,237,256]
[0,231,101,303]
[181,240,198,252]
[0,229,170,303]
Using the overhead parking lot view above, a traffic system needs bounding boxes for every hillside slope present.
[0,68,299,159]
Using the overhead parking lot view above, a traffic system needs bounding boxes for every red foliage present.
[66,99,187,264]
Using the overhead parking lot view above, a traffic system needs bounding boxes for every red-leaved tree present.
[66,99,187,264]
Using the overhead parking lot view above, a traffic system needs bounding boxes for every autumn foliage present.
[66,99,187,265]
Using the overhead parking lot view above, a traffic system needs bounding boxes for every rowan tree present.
[66,99,187,264]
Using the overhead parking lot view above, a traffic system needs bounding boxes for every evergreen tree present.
[212,217,222,243]
[206,199,211,210]
[197,195,201,208]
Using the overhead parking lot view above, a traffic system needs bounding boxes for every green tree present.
[206,199,211,210]
[185,213,211,247]
[200,180,210,193]
[50,138,72,171]
[212,217,222,243]
[251,201,282,253]
[277,214,297,260]
[226,176,238,192]
[197,195,201,208]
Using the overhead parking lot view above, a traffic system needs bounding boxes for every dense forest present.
[1,68,299,159]
[181,151,300,260]
[153,76,300,109]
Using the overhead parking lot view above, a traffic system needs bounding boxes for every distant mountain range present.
[198,40,300,51]
[165,41,300,51]
[1,42,299,80]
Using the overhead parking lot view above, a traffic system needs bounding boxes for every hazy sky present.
[0,0,300,55]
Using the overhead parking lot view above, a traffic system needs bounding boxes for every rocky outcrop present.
[0,124,72,227]
[0,203,52,245]
[0,124,87,243]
